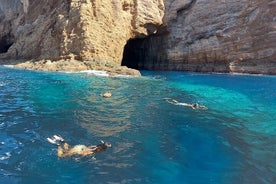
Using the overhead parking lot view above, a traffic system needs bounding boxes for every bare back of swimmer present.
[164,98,207,110]
[46,135,112,158]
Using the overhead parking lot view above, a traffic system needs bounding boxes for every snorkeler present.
[46,135,112,158]
[164,98,207,110]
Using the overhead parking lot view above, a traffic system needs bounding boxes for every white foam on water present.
[79,70,109,77]
[113,74,135,78]
[230,72,266,77]
[2,65,14,68]
[64,70,140,78]
[63,70,110,77]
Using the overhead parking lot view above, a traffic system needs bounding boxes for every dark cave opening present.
[121,38,146,70]
[0,34,14,53]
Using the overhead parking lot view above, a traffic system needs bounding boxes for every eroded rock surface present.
[1,0,275,75]
[137,0,276,74]
[0,0,164,76]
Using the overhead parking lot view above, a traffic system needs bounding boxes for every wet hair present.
[104,142,112,148]
[193,103,199,108]
[94,142,112,153]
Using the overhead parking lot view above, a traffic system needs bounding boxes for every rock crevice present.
[135,0,276,74]
[0,0,164,76]
[0,0,275,75]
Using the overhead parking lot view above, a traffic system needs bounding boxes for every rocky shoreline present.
[0,59,141,77]
[0,0,275,75]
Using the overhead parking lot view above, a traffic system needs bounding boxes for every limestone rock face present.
[1,0,275,75]
[0,0,164,75]
[138,0,276,74]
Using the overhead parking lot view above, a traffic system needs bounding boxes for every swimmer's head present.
[193,103,199,108]
[100,140,112,148]
[105,142,112,148]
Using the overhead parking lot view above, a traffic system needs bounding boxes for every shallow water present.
[0,66,275,184]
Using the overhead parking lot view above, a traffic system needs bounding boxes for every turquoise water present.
[0,66,275,184]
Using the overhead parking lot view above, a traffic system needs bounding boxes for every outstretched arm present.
[88,145,98,151]
[199,105,208,110]
[165,98,179,104]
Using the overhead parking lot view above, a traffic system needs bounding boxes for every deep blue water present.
[0,66,275,184]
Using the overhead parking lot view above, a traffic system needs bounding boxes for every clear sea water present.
[0,66,275,184]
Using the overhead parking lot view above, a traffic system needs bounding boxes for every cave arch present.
[0,34,14,53]
[121,38,146,70]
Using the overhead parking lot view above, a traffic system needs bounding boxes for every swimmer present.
[164,98,207,110]
[46,135,112,158]
[100,91,112,98]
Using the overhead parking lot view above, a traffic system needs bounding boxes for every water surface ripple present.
[0,67,275,184]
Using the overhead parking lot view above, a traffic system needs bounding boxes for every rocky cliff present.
[0,0,164,76]
[124,0,276,74]
[0,0,275,75]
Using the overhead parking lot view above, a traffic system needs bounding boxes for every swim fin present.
[46,135,65,145]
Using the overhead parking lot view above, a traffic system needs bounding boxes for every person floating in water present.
[46,135,112,158]
[100,91,112,98]
[164,98,208,110]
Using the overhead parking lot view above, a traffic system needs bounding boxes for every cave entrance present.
[0,34,14,53]
[121,38,145,70]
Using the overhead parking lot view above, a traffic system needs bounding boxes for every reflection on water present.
[0,67,275,184]
[76,95,132,137]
